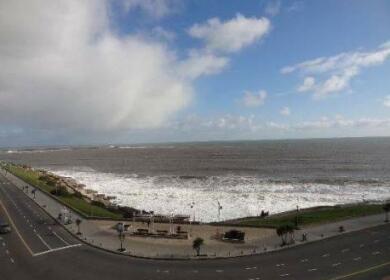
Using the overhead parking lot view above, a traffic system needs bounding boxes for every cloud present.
[122,0,180,19]
[297,77,316,92]
[265,0,281,17]
[178,50,229,80]
[188,14,270,53]
[242,90,267,107]
[0,0,235,136]
[287,1,304,13]
[384,96,390,108]
[280,107,291,116]
[282,41,390,98]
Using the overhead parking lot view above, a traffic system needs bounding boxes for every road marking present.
[341,248,350,253]
[353,257,362,261]
[0,199,34,256]
[216,270,224,273]
[36,233,51,250]
[245,266,257,270]
[322,253,330,258]
[372,251,380,255]
[276,263,285,267]
[332,262,341,267]
[359,244,364,248]
[373,239,379,243]
[53,231,70,246]
[327,261,390,280]
[280,273,289,277]
[32,244,82,257]
[10,258,14,264]
[300,259,308,263]
[308,268,317,272]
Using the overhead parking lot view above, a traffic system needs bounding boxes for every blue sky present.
[0,0,390,147]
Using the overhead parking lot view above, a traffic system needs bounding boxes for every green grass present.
[4,164,121,219]
[220,204,385,228]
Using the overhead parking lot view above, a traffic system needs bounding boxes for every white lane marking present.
[322,253,330,258]
[374,239,379,243]
[245,267,257,270]
[353,257,362,261]
[359,244,365,248]
[308,268,317,272]
[36,233,52,250]
[276,263,285,267]
[341,248,350,253]
[332,262,341,267]
[300,259,308,262]
[5,249,9,255]
[372,251,380,255]
[10,258,14,264]
[192,270,198,273]
[280,273,289,277]
[53,231,70,246]
[216,270,224,273]
[32,244,82,257]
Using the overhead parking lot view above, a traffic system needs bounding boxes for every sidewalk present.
[1,168,387,259]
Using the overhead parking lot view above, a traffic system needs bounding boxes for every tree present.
[192,237,204,256]
[276,223,295,246]
[384,202,390,223]
[76,218,82,235]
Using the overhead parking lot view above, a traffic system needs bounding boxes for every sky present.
[1,0,390,147]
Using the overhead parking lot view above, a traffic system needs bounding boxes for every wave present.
[48,168,390,222]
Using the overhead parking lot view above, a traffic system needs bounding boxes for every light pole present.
[116,222,125,252]
[189,202,195,237]
[216,200,222,238]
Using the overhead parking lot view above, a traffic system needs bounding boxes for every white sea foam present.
[49,168,390,222]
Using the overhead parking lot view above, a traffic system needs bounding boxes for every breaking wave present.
[49,168,390,222]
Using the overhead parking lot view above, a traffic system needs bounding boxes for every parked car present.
[0,220,11,234]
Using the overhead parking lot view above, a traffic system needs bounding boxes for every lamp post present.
[295,205,299,228]
[216,200,222,238]
[189,202,195,237]
[116,222,125,252]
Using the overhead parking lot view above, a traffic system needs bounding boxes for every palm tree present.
[383,202,390,223]
[276,223,295,246]
[76,218,82,235]
[276,225,287,246]
[192,237,204,256]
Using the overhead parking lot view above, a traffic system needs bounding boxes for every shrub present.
[224,229,245,241]
[50,187,71,197]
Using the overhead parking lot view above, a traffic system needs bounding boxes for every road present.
[0,173,389,280]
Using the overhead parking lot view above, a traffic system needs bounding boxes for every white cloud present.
[178,50,229,80]
[282,42,390,98]
[188,14,270,53]
[297,77,316,92]
[0,0,234,135]
[384,95,390,108]
[280,107,291,116]
[265,0,281,17]
[122,0,180,19]
[242,90,267,107]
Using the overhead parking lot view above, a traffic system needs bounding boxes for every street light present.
[116,222,125,252]
[216,200,222,239]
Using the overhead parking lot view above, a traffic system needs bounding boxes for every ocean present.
[1,137,390,222]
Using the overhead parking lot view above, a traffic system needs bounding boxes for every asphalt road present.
[0,173,389,280]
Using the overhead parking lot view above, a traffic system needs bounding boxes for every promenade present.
[0,167,387,259]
